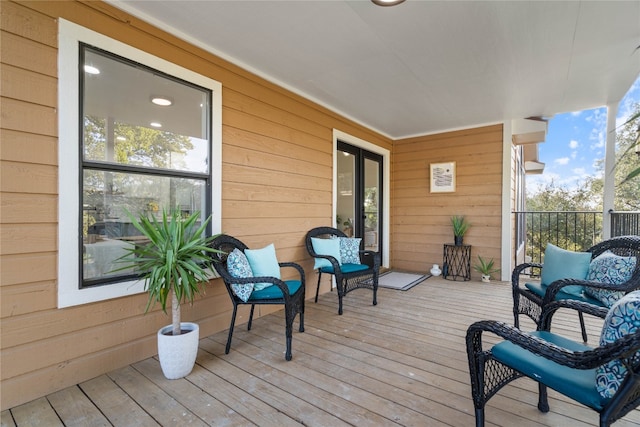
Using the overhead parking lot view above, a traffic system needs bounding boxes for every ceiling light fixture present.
[371,0,406,6]
[150,122,162,128]
[151,96,173,106]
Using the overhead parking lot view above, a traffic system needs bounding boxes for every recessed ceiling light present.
[150,122,162,128]
[371,0,405,5]
[151,96,173,106]
[84,65,100,75]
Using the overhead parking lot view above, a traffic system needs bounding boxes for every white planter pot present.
[481,275,491,283]
[157,322,199,379]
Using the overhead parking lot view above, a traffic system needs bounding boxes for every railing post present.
[602,103,618,240]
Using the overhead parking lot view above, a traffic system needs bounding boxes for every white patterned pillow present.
[227,248,254,302]
[585,252,636,307]
[338,237,362,264]
[596,291,640,398]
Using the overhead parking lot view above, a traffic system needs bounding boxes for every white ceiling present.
[108,0,640,139]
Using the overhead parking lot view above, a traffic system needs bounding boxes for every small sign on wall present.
[430,162,456,193]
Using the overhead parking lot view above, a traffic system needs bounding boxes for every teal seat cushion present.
[540,243,591,296]
[524,282,606,307]
[320,263,370,274]
[311,237,342,270]
[492,331,608,410]
[248,280,302,300]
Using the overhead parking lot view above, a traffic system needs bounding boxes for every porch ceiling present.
[108,0,640,139]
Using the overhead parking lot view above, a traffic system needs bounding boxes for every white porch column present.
[603,103,618,240]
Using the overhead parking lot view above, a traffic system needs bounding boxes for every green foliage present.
[614,107,640,209]
[473,256,500,276]
[116,207,221,335]
[451,215,471,237]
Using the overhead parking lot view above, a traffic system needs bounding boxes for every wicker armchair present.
[467,298,640,427]
[209,234,305,361]
[512,235,640,341]
[305,226,380,315]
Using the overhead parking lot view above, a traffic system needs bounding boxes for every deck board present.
[5,277,640,426]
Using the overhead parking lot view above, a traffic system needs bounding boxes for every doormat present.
[378,271,430,291]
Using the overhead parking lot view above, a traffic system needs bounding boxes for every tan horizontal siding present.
[0,0,391,409]
[392,124,503,274]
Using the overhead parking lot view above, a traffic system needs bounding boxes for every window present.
[58,19,222,307]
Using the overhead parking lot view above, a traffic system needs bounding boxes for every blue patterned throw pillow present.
[585,252,636,307]
[596,290,640,399]
[227,248,254,302]
[338,237,362,265]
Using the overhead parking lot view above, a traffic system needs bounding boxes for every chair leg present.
[248,304,255,331]
[284,312,293,361]
[474,407,485,427]
[225,304,238,354]
[372,278,378,306]
[537,383,549,412]
[579,311,588,342]
[315,271,322,303]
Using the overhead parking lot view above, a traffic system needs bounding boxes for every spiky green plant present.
[117,207,221,336]
[451,215,471,237]
[473,255,501,277]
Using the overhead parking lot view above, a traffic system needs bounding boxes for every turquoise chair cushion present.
[585,251,637,307]
[492,331,608,410]
[249,280,302,300]
[311,237,342,270]
[540,243,592,296]
[244,243,280,291]
[524,282,606,307]
[320,263,370,274]
[596,290,640,398]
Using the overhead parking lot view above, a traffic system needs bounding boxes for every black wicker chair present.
[209,234,305,361]
[513,235,640,342]
[467,299,640,427]
[305,226,380,315]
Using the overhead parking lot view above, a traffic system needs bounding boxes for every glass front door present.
[337,141,383,255]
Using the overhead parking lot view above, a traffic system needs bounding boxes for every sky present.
[526,75,640,194]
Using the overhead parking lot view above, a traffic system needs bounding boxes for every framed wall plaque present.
[430,162,456,193]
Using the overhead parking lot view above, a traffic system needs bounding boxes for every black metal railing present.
[513,211,602,267]
[610,210,640,237]
[514,210,640,269]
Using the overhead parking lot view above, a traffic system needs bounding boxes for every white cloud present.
[572,167,585,175]
[569,139,579,149]
[555,157,570,165]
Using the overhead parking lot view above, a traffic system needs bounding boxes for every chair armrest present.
[542,278,628,305]
[539,299,609,331]
[359,250,381,269]
[512,262,542,290]
[279,261,306,283]
[466,320,640,370]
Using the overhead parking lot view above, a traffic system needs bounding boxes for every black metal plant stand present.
[443,244,471,281]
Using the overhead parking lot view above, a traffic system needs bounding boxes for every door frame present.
[333,129,390,268]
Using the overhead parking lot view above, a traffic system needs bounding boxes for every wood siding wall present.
[0,0,507,410]
[0,0,394,409]
[391,125,504,275]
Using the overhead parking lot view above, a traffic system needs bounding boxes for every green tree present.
[614,104,640,210]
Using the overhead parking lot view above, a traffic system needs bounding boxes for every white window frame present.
[58,19,222,308]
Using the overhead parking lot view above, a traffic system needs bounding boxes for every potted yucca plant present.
[451,215,471,246]
[473,256,500,283]
[117,207,220,379]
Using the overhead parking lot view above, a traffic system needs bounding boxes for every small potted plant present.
[451,215,471,245]
[117,207,221,379]
[473,255,500,283]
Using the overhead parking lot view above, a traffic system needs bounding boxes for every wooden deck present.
[3,276,640,426]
